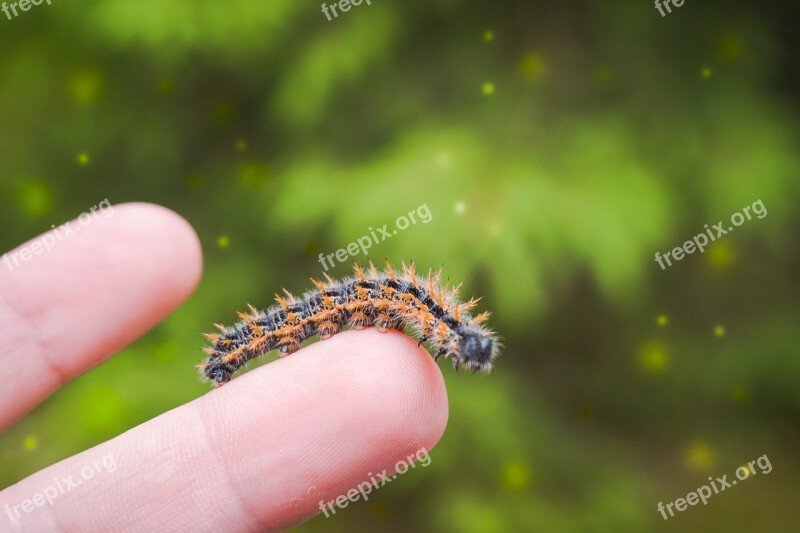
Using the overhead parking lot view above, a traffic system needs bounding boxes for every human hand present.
[0,203,448,531]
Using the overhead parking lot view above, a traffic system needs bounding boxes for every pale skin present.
[0,203,449,531]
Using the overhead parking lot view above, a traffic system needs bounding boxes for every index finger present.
[0,329,449,531]
[0,202,203,430]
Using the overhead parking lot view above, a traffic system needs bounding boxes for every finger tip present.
[332,329,449,446]
[112,202,203,294]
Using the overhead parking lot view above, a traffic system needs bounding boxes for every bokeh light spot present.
[716,33,744,62]
[77,152,90,166]
[595,67,612,84]
[656,314,669,327]
[217,235,230,249]
[17,181,53,216]
[482,82,495,96]
[23,436,38,451]
[483,30,494,42]
[436,152,452,169]
[156,77,174,95]
[685,441,714,471]
[67,70,103,105]
[238,161,269,189]
[638,342,669,373]
[706,242,735,268]
[701,67,713,79]
[714,324,726,337]
[519,52,547,80]
[500,460,531,492]
[454,201,466,215]
[731,386,748,403]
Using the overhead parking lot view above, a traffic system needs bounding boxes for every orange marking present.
[367,260,379,278]
[463,297,481,311]
[380,284,396,297]
[385,259,396,279]
[353,262,366,280]
[274,292,289,309]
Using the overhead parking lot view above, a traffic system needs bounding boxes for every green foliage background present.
[1,0,799,531]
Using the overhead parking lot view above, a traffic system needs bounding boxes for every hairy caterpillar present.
[197,261,500,387]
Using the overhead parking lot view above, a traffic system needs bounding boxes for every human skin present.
[0,203,449,531]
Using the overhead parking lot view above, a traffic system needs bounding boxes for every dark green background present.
[1,0,799,531]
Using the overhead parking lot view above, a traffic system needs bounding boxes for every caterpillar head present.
[455,325,499,372]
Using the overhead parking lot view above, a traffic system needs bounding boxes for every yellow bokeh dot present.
[236,139,248,152]
[707,242,735,269]
[685,441,714,471]
[482,82,495,96]
[595,67,612,84]
[23,436,38,451]
[519,52,547,80]
[18,181,53,216]
[701,67,713,79]
[238,161,269,189]
[483,30,494,42]
[732,386,748,403]
[77,152,90,165]
[716,33,744,62]
[714,324,726,338]
[217,235,230,249]
[638,342,669,373]
[454,201,466,215]
[501,460,531,492]
[656,314,669,327]
[67,70,103,105]
[156,77,174,95]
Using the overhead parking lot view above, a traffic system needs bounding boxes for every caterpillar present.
[197,261,500,387]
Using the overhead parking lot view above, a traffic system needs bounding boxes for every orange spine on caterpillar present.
[196,261,501,387]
